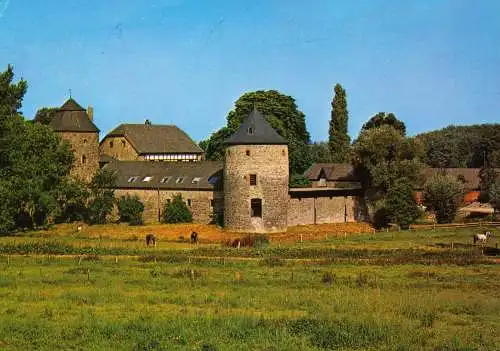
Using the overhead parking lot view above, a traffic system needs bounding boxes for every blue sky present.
[1,0,499,142]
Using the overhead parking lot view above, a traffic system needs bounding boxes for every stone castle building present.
[52,97,363,232]
[49,98,100,183]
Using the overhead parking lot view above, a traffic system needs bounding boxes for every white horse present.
[473,231,493,245]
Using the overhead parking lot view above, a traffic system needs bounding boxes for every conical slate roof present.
[49,98,99,133]
[224,108,288,145]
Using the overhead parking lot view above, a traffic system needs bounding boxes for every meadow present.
[0,224,498,350]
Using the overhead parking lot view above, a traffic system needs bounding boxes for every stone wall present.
[224,144,289,233]
[60,132,99,183]
[287,195,361,226]
[100,136,141,161]
[113,188,218,224]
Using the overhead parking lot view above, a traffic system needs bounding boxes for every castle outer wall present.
[113,188,221,224]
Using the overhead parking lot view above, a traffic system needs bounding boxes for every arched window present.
[246,150,250,156]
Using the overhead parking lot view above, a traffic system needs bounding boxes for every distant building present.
[100,123,204,162]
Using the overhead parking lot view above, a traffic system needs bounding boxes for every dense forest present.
[415,124,500,168]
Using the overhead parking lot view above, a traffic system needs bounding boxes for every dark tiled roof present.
[305,163,358,181]
[49,98,99,133]
[104,160,223,190]
[100,154,116,163]
[305,163,500,190]
[421,168,500,190]
[224,108,288,145]
[103,124,203,154]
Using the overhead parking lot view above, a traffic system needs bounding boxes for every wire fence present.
[409,222,500,231]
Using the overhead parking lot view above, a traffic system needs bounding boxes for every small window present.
[142,176,153,182]
[128,176,139,182]
[210,199,215,207]
[166,199,171,204]
[247,127,254,135]
[251,198,262,218]
[176,176,184,184]
[246,150,250,156]
[83,139,87,144]
[187,199,192,207]
[192,177,202,184]
[109,140,114,148]
[282,149,286,156]
[249,174,257,186]
[122,140,126,147]
[160,176,171,183]
[81,155,86,164]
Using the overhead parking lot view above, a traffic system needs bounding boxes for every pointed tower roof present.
[49,98,99,133]
[59,97,85,111]
[224,108,288,145]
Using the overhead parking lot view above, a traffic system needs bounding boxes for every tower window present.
[251,199,262,218]
[81,155,86,164]
[249,174,257,186]
[109,140,114,148]
[246,150,250,156]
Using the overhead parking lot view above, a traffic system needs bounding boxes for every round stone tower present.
[223,108,289,233]
[49,98,100,183]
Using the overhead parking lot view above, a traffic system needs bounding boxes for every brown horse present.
[145,233,157,247]
[190,231,199,244]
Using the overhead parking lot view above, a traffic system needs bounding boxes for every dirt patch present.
[36,222,374,244]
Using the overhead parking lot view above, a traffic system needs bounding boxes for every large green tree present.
[0,65,74,232]
[87,168,117,225]
[34,107,58,125]
[328,84,350,162]
[201,90,311,175]
[361,112,406,136]
[423,174,464,223]
[351,125,425,193]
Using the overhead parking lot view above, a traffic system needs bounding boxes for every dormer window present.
[247,127,254,135]
[192,177,202,184]
[160,176,171,183]
[128,176,139,183]
[176,176,185,184]
[142,176,153,182]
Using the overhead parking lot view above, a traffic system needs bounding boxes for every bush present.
[372,206,390,229]
[162,194,193,223]
[87,194,114,225]
[423,174,464,223]
[385,180,420,229]
[118,195,144,225]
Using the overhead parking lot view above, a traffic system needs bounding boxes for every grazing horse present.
[190,231,199,244]
[145,233,157,247]
[473,231,492,245]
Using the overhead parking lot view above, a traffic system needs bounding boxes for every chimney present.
[87,106,94,121]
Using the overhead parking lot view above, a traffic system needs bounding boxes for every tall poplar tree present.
[328,83,350,162]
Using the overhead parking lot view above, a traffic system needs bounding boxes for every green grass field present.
[0,226,498,350]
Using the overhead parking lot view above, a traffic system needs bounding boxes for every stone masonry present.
[224,144,289,233]
[60,132,100,184]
